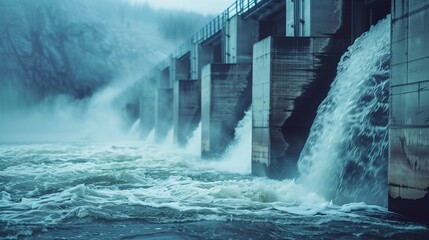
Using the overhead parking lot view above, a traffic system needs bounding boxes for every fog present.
[0,0,213,143]
[128,0,234,15]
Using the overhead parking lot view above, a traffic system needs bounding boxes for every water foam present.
[145,128,156,143]
[185,122,201,156]
[213,107,252,174]
[2,142,427,239]
[297,17,391,206]
[127,118,141,140]
[156,128,175,148]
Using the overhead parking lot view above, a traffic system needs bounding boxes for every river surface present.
[1,142,428,239]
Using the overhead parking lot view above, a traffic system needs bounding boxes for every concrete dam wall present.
[125,0,428,222]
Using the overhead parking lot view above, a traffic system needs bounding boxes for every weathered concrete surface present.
[251,0,352,179]
[191,43,216,79]
[173,80,200,147]
[172,55,190,84]
[252,36,348,179]
[140,77,156,138]
[389,0,429,221]
[155,88,173,143]
[224,15,258,64]
[172,43,214,146]
[201,63,252,159]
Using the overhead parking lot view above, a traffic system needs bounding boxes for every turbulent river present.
[1,142,428,239]
[1,10,429,240]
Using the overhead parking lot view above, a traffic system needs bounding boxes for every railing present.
[173,0,267,58]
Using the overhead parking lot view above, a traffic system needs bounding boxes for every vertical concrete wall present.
[252,37,321,178]
[252,0,351,179]
[154,66,173,143]
[286,0,343,37]
[140,77,156,138]
[389,0,429,220]
[191,44,215,80]
[155,88,173,142]
[225,16,258,64]
[172,53,193,146]
[171,55,190,84]
[172,44,213,146]
[173,80,200,146]
[201,63,252,159]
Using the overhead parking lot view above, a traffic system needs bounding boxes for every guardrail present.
[173,0,267,58]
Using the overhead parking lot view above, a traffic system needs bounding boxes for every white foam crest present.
[2,142,421,234]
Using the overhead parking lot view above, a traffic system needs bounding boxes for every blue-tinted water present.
[1,6,428,240]
[0,142,428,239]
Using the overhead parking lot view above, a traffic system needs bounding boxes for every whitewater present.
[1,141,428,239]
[1,14,429,240]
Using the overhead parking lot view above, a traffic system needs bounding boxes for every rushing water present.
[1,16,429,240]
[1,142,428,239]
[298,17,391,207]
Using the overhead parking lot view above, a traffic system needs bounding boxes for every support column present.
[173,43,216,146]
[224,15,258,64]
[252,36,347,179]
[140,76,156,138]
[191,44,214,79]
[155,67,173,143]
[201,63,252,159]
[389,0,429,220]
[155,88,173,143]
[172,54,191,145]
[174,80,200,147]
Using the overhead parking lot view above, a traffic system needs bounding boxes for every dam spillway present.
[1,0,429,238]
[124,0,429,222]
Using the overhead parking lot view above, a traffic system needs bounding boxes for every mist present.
[0,0,212,143]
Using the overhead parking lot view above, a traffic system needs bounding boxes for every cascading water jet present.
[297,17,391,206]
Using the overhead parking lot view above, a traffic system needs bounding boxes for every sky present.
[128,0,234,15]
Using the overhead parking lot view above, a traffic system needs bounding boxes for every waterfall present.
[297,17,391,206]
[145,128,155,143]
[127,118,141,140]
[217,107,252,174]
[163,128,174,146]
[186,122,202,155]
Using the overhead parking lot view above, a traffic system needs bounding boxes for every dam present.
[125,0,429,221]
[2,0,429,238]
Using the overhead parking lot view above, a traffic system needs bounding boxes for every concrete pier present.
[389,0,429,221]
[154,64,173,142]
[139,77,156,138]
[173,80,200,147]
[155,88,173,143]
[251,0,352,179]
[224,15,258,64]
[201,63,252,159]
[128,0,429,223]
[251,36,347,178]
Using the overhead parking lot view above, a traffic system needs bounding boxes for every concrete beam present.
[201,63,252,159]
[389,0,429,221]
